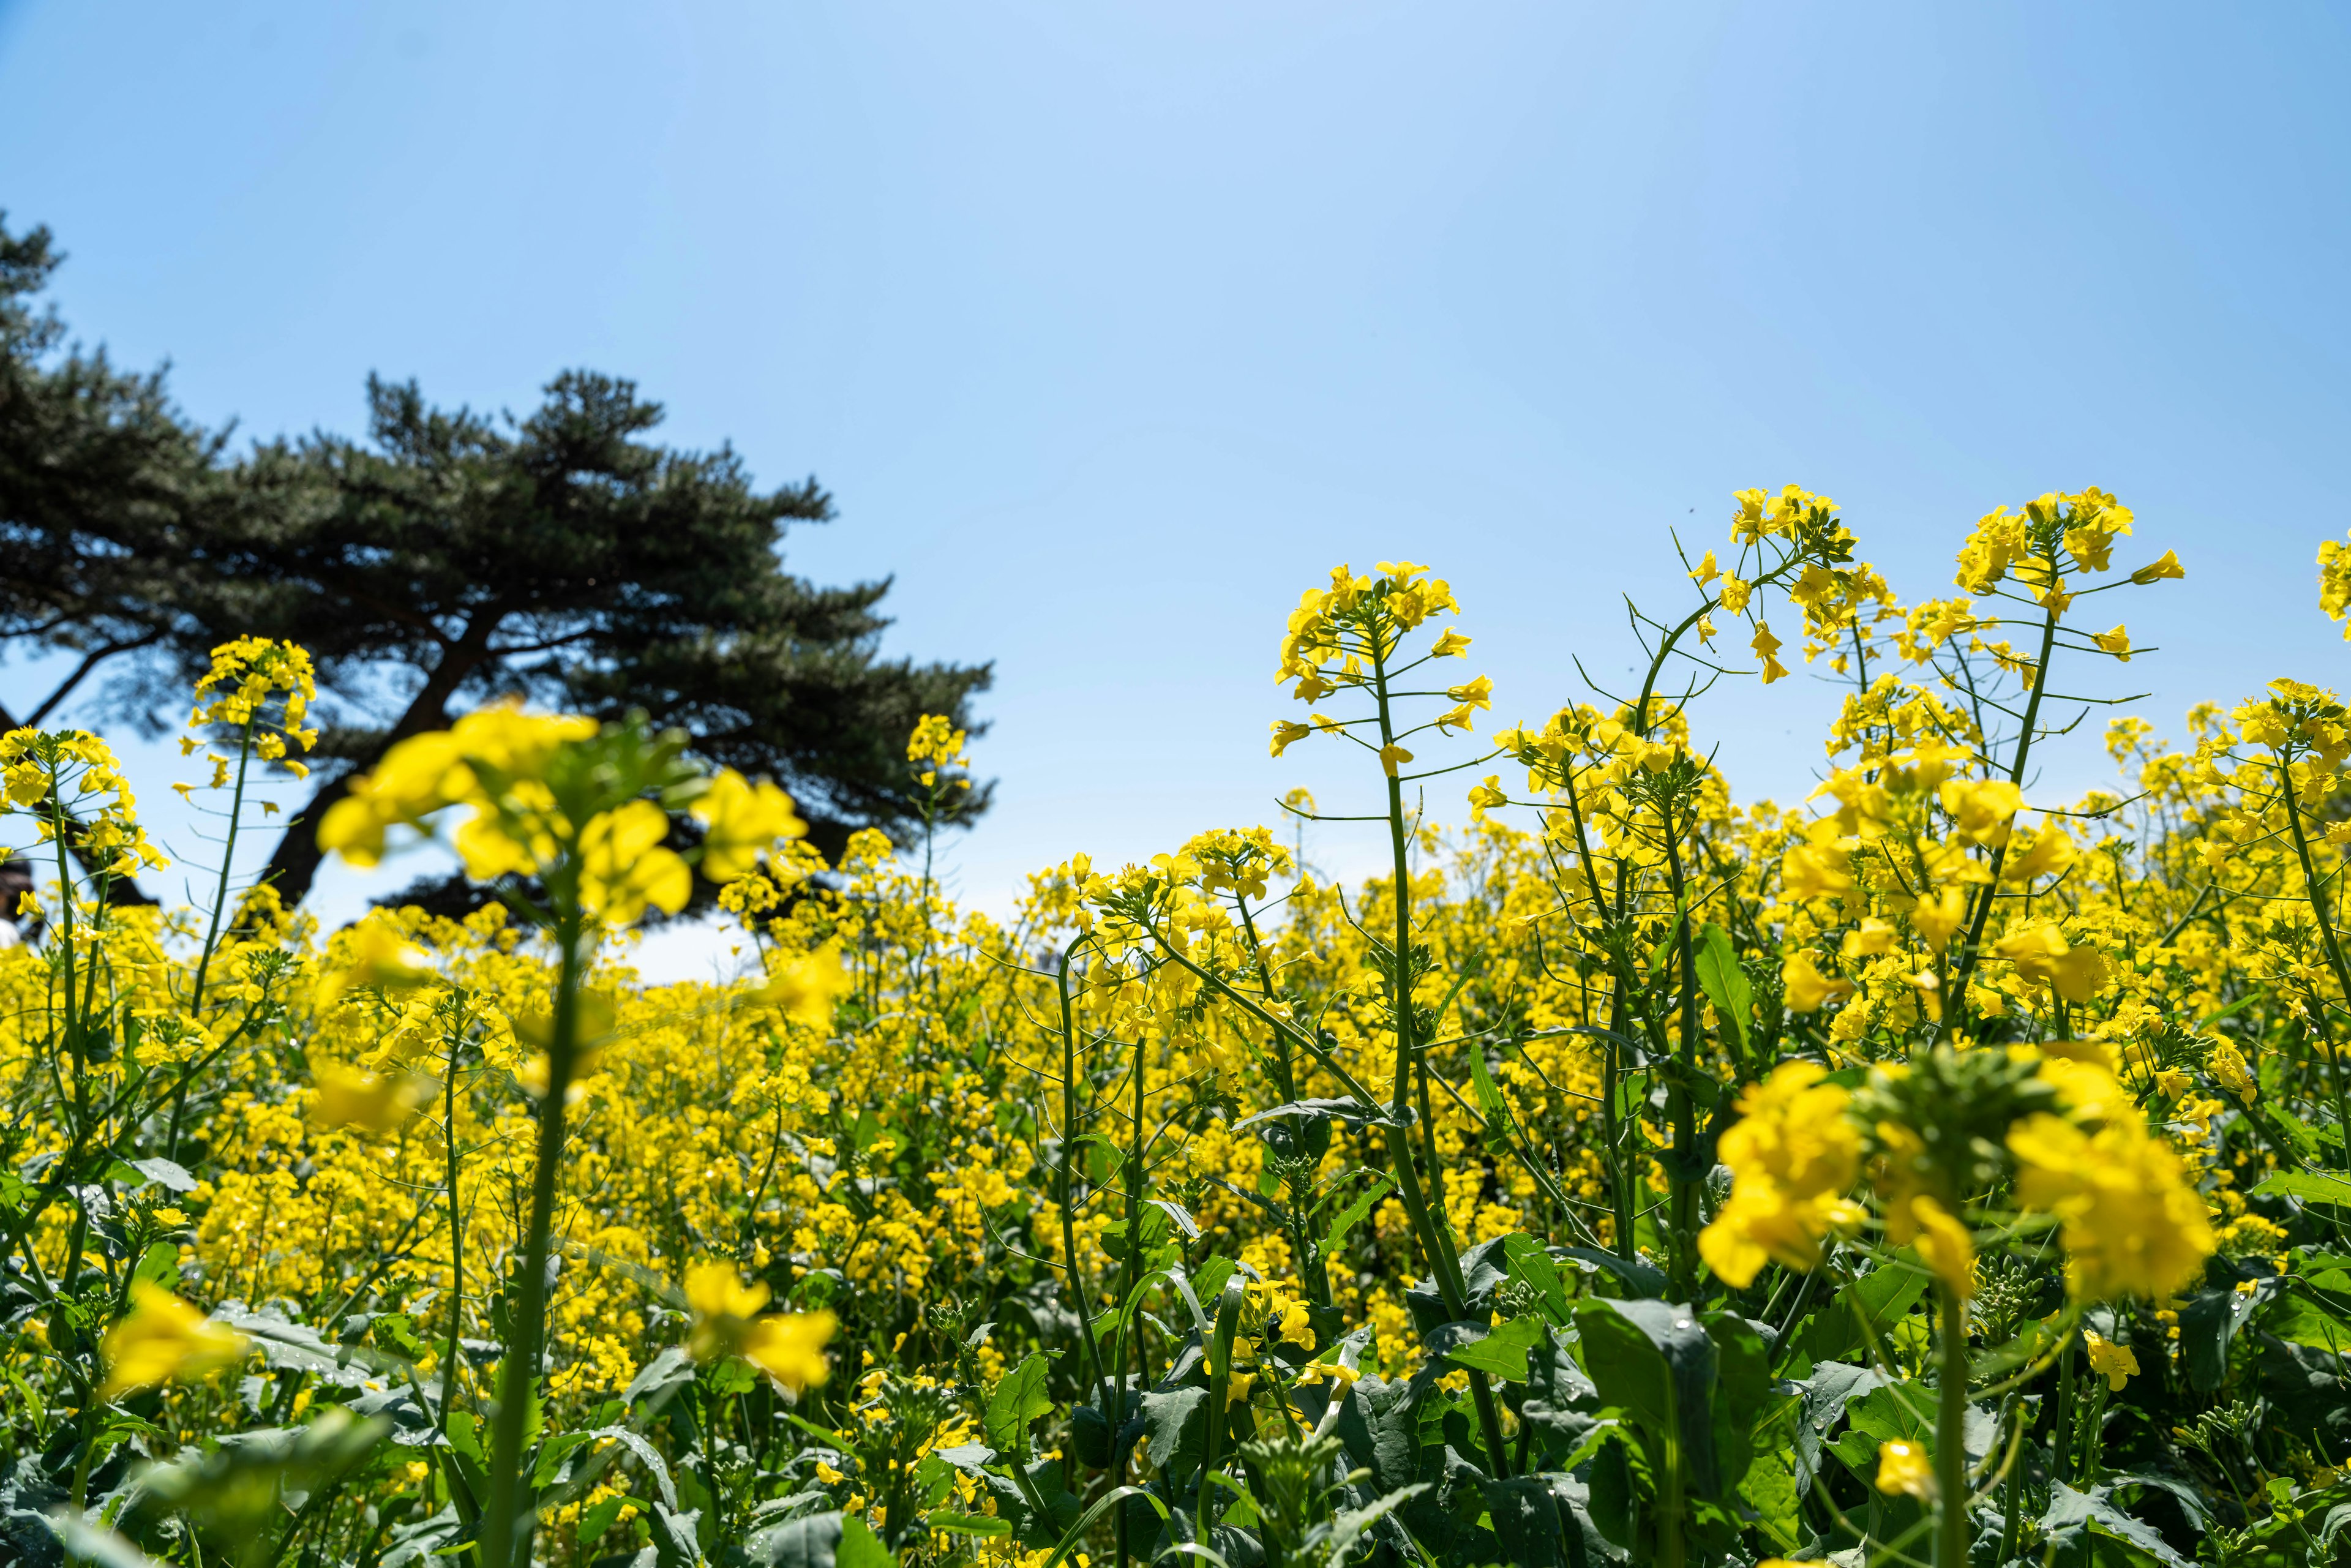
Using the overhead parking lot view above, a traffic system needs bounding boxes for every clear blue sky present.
[3,2,2347,975]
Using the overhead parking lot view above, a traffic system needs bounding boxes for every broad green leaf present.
[983,1353,1053,1451]
[1431,1314,1545,1381]
[2254,1169,2351,1206]
[1694,924,1752,1053]
[2042,1481,2194,1568]
[1573,1297,1723,1499]
[1704,1311,1771,1492]
[578,1495,637,1546]
[1561,1247,1668,1300]
[836,1516,894,1568]
[1799,1259,1929,1365]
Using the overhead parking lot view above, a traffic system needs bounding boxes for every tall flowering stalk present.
[318,705,804,1568]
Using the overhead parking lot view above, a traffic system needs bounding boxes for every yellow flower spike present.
[1269,720,1312,757]
[315,917,437,1008]
[683,1261,838,1393]
[1875,1438,1936,1499]
[1698,1063,1865,1286]
[743,1311,838,1394]
[2129,549,2185,584]
[694,770,808,882]
[100,1281,248,1399]
[1445,673,1494,711]
[2208,1041,2256,1103]
[1939,778,2022,843]
[1840,917,1897,960]
[2008,1108,2214,1302]
[1751,622,1788,684]
[1903,1195,1976,1300]
[2084,1331,2140,1391]
[758,948,853,1029]
[308,1061,435,1135]
[1430,629,1471,658]
[1294,1360,1362,1388]
[1781,950,1853,1014]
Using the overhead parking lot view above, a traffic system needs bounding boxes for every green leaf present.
[1318,1177,1390,1256]
[2254,1169,2351,1205]
[1468,1045,1513,1133]
[132,1240,179,1291]
[1561,1247,1668,1300]
[2180,1282,2278,1393]
[1799,1259,1929,1365]
[1502,1234,1573,1325]
[2042,1481,2194,1568]
[923,1510,1013,1539]
[2267,1288,2351,1352]
[836,1518,896,1567]
[983,1354,1053,1452]
[1704,1311,1771,1493]
[1693,925,1752,1053]
[1573,1297,1723,1500]
[578,1495,637,1547]
[1136,1386,1209,1472]
[1431,1314,1545,1381]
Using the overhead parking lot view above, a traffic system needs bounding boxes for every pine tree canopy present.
[0,213,992,910]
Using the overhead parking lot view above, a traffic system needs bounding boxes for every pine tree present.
[0,214,991,910]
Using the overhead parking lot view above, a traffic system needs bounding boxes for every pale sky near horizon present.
[3,2,2349,979]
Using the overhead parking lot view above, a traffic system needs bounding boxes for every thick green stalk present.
[1054,953,1111,1403]
[1949,592,2061,1016]
[171,719,255,1161]
[1935,1282,1970,1568]
[1367,629,1513,1479]
[2279,792,2351,1146]
[479,920,585,1568]
[188,718,255,1013]
[440,1014,467,1432]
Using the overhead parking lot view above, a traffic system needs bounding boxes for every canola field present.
[7,487,2351,1568]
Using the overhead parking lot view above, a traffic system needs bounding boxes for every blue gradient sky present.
[2,2,2347,975]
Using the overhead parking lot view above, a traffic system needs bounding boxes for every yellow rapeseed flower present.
[100,1282,247,1399]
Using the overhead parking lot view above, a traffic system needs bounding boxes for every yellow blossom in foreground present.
[759,948,853,1029]
[2009,1110,2214,1302]
[1875,1438,1935,1499]
[1699,1063,1864,1286]
[101,1282,248,1398]
[1894,1195,1975,1300]
[695,769,807,881]
[309,1062,435,1135]
[1782,950,1853,1013]
[684,1261,838,1393]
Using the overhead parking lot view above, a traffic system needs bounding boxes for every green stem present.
[1055,952,1112,1405]
[479,920,587,1568]
[1368,625,1512,1480]
[1950,595,2061,1018]
[440,1011,467,1433]
[1935,1282,1970,1568]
